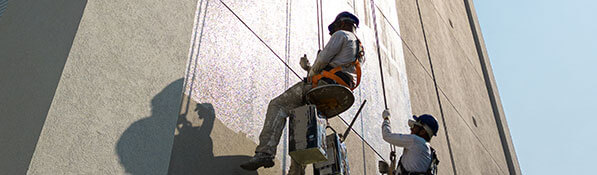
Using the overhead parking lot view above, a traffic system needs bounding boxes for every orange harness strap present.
[312,60,361,91]
[312,36,363,91]
[354,60,361,89]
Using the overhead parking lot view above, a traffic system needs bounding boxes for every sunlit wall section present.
[183,1,289,173]
[184,0,410,171]
[185,0,287,144]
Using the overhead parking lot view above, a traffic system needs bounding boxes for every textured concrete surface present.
[23,0,197,173]
[168,95,280,174]
[419,0,509,171]
[0,0,87,174]
[463,1,521,174]
[0,0,519,174]
[396,0,521,174]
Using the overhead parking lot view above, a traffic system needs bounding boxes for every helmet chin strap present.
[422,125,434,138]
[411,120,434,139]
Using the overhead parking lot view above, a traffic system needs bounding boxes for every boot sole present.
[263,160,274,168]
[240,159,275,171]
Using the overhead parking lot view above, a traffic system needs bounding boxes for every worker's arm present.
[309,31,347,76]
[382,119,418,148]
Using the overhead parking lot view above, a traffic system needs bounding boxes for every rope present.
[316,0,325,50]
[369,0,389,110]
[319,0,324,47]
[316,0,322,50]
[219,0,301,80]
[369,0,397,158]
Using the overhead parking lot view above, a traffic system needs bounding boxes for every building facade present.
[0,0,519,174]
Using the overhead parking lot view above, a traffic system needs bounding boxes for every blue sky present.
[473,0,597,174]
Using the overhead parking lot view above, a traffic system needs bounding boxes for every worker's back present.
[381,112,439,174]
[314,30,363,87]
[396,134,432,173]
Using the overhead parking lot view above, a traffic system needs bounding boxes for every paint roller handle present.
[341,100,367,142]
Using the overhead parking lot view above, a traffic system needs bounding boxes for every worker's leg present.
[241,81,310,170]
[256,81,310,156]
[287,158,306,175]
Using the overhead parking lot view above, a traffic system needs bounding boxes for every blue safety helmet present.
[328,11,359,34]
[408,114,439,137]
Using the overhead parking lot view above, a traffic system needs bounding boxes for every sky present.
[472,0,597,174]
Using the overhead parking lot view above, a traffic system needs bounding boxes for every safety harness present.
[311,33,364,91]
[396,147,439,175]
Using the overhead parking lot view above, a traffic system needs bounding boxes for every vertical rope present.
[319,0,324,47]
[369,0,397,155]
[316,0,322,50]
[182,0,209,116]
[369,0,388,110]
[282,0,292,173]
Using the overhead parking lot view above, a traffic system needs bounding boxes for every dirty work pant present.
[255,81,326,175]
[288,159,306,175]
[256,81,313,155]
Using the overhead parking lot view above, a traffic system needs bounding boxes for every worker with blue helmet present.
[381,110,440,175]
[328,11,360,35]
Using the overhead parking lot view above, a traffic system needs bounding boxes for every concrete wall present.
[0,0,87,173]
[0,0,519,174]
[396,0,521,174]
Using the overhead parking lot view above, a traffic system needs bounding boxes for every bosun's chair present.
[289,84,364,174]
[305,84,355,118]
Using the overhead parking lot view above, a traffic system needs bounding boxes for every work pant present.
[255,80,326,175]
[288,159,306,175]
[255,81,312,155]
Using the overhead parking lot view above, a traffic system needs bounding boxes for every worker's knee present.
[270,92,297,106]
[268,97,282,107]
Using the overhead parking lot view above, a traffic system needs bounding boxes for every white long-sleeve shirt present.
[382,120,432,173]
[310,30,361,86]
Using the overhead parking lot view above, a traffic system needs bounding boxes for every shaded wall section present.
[0,0,87,173]
[23,0,198,174]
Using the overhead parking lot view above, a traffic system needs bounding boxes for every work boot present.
[240,152,275,171]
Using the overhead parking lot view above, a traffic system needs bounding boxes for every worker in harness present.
[240,12,364,173]
[381,110,440,175]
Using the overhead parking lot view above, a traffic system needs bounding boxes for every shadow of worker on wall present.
[167,101,259,175]
[116,79,183,175]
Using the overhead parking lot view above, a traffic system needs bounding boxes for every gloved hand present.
[382,109,390,120]
[300,54,311,71]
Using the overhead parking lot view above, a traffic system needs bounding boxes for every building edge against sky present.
[0,0,520,174]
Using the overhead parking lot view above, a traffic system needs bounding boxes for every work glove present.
[382,109,390,120]
[299,54,311,71]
